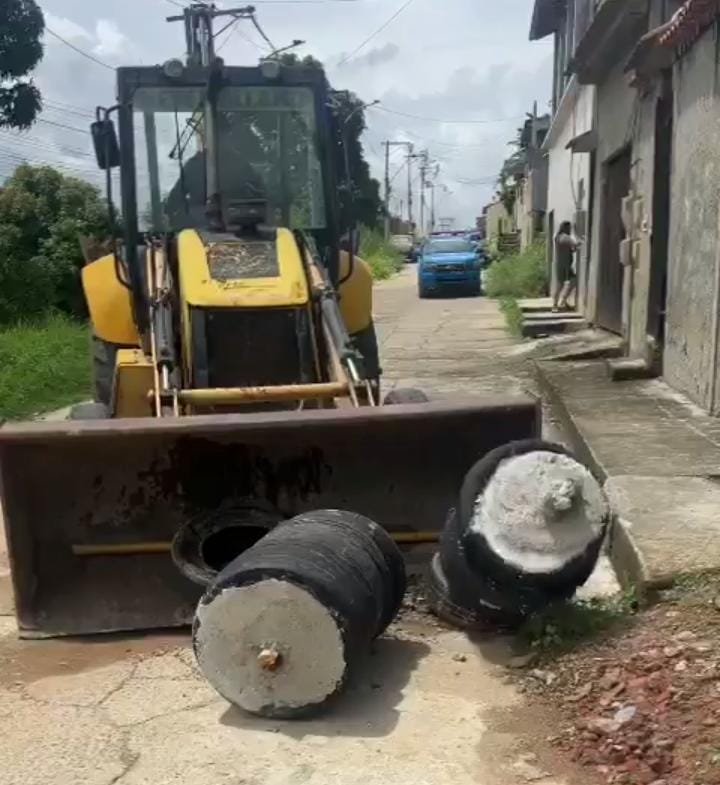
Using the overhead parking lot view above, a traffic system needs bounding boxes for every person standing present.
[553,221,580,312]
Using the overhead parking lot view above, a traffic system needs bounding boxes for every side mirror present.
[91,119,120,170]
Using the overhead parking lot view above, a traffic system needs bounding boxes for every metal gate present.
[597,148,631,333]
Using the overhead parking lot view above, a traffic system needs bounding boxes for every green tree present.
[0,0,44,130]
[0,164,111,322]
[278,53,382,230]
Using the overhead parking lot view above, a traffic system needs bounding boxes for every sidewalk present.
[537,359,720,590]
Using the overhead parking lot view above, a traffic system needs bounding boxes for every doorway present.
[648,70,673,367]
[546,210,554,298]
[597,147,631,333]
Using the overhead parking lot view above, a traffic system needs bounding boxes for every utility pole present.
[383,141,391,239]
[418,150,429,236]
[406,144,414,233]
[383,140,414,239]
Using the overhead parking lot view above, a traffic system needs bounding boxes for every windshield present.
[425,239,474,254]
[131,85,326,232]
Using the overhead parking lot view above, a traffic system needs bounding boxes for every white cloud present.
[14,0,552,225]
[43,11,92,42]
[93,19,127,57]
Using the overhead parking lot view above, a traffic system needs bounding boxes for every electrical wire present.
[36,118,89,134]
[371,105,523,125]
[45,27,115,71]
[337,0,415,65]
[249,13,276,51]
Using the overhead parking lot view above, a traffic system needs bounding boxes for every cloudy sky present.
[4,0,553,226]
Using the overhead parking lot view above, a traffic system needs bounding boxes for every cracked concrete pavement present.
[0,268,601,785]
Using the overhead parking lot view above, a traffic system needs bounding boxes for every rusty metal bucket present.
[0,397,538,637]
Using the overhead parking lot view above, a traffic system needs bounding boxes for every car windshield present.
[426,239,474,254]
[131,85,326,232]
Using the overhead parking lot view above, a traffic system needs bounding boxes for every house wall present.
[545,79,594,307]
[664,23,720,411]
[587,56,638,326]
[486,201,512,240]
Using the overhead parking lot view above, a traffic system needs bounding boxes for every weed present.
[499,297,524,337]
[359,227,405,280]
[518,588,639,655]
[485,239,548,299]
[0,314,91,420]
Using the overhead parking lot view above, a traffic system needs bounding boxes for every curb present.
[534,361,651,594]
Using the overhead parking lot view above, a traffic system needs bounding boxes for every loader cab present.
[101,63,342,305]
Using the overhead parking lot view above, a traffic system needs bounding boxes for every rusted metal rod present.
[72,531,439,557]
[177,382,349,406]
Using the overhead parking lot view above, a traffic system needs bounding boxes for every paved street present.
[0,271,595,785]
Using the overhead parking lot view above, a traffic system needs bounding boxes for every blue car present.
[418,236,483,298]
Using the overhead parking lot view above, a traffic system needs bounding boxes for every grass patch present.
[485,238,547,298]
[499,297,524,337]
[518,589,639,656]
[0,314,92,420]
[360,227,405,280]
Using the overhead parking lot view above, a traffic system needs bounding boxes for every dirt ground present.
[519,576,720,785]
[0,269,609,785]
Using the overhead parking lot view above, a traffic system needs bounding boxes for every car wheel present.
[418,282,429,299]
[468,280,481,297]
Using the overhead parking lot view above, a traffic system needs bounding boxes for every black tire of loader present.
[92,336,117,406]
[457,439,609,596]
[383,388,429,405]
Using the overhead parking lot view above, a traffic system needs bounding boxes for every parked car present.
[390,234,414,260]
[417,236,483,298]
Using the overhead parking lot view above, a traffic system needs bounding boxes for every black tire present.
[69,401,110,420]
[92,337,117,406]
[457,439,609,595]
[433,509,551,629]
[383,388,429,405]
[418,282,429,299]
[467,280,481,297]
[351,321,381,380]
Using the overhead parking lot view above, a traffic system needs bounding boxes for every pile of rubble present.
[522,601,720,785]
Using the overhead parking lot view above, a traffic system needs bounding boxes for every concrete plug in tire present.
[383,388,429,405]
[429,440,610,629]
[192,509,405,718]
[459,439,610,597]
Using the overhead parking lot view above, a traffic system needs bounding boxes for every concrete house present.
[625,0,720,411]
[513,110,551,251]
[529,0,597,310]
[533,0,720,414]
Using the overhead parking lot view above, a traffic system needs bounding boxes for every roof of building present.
[659,0,720,48]
[529,0,565,41]
[627,0,720,74]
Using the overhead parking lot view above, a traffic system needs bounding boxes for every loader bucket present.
[0,396,538,637]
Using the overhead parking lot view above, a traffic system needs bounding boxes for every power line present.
[45,27,115,71]
[371,105,522,125]
[338,0,415,65]
[37,118,90,134]
[44,101,94,119]
[249,13,276,51]
[0,130,93,159]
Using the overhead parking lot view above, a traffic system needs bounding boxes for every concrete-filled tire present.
[383,388,429,405]
[92,336,117,406]
[457,439,610,595]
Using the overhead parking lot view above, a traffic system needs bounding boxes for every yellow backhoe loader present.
[0,5,538,637]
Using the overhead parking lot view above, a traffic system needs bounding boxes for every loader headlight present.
[163,58,184,79]
[260,59,281,80]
